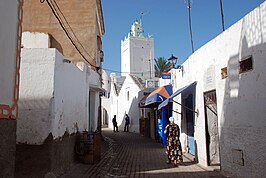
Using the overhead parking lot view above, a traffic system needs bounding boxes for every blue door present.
[186,94,195,155]
[159,105,172,147]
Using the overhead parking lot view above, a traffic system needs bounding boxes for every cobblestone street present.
[60,128,227,178]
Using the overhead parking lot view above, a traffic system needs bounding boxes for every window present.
[221,67,228,79]
[97,36,103,64]
[239,56,253,74]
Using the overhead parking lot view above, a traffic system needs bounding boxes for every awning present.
[158,82,197,110]
[145,84,172,106]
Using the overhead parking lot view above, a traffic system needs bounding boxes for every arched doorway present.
[101,107,109,128]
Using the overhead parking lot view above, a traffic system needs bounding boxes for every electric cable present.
[41,0,157,75]
[43,0,96,67]
[52,0,93,59]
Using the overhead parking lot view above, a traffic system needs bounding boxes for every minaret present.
[121,19,154,80]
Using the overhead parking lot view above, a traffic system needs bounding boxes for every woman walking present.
[164,116,183,166]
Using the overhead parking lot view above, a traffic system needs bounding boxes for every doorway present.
[89,91,96,131]
[101,107,109,128]
[185,94,195,155]
[204,90,220,165]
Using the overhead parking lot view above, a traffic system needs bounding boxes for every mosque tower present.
[121,18,155,80]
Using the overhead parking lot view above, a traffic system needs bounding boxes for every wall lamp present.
[168,54,177,69]
[168,54,183,71]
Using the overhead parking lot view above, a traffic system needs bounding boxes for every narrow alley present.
[60,129,226,178]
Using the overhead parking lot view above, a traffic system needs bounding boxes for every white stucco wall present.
[217,3,266,178]
[88,69,101,132]
[22,32,50,48]
[119,75,141,132]
[101,71,111,126]
[109,75,141,132]
[102,70,111,95]
[172,2,266,177]
[0,0,19,116]
[109,92,118,130]
[101,97,110,123]
[121,39,130,76]
[18,48,89,144]
[53,51,88,138]
[109,78,118,130]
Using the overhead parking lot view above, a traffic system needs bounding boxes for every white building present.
[109,73,145,132]
[121,19,155,80]
[101,70,111,127]
[17,32,102,176]
[162,2,266,178]
[108,19,156,132]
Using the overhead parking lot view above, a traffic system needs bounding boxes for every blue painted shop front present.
[158,82,197,155]
[157,104,172,146]
[144,85,173,146]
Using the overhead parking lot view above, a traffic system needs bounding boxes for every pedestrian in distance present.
[124,114,130,132]
[164,116,183,167]
[112,115,119,132]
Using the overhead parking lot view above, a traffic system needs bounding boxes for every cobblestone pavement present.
[60,128,227,178]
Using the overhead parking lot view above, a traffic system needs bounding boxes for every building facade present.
[109,74,145,132]
[101,70,111,127]
[15,32,102,177]
[168,2,266,177]
[108,19,155,133]
[15,0,105,176]
[22,0,104,68]
[121,19,155,80]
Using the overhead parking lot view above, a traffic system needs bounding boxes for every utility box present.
[83,132,101,164]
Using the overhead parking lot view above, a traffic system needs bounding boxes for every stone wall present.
[22,0,98,66]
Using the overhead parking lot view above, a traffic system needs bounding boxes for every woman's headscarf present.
[169,116,174,122]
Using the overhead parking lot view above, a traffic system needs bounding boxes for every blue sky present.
[101,0,265,75]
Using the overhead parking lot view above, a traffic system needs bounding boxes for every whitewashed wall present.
[101,70,111,126]
[109,73,119,129]
[217,3,266,178]
[18,48,89,144]
[0,0,19,117]
[121,37,154,80]
[88,69,101,132]
[121,39,130,77]
[22,32,50,48]
[117,75,141,132]
[102,70,111,95]
[101,97,110,124]
[172,2,266,177]
[109,75,141,132]
[109,93,118,130]
[53,51,88,138]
